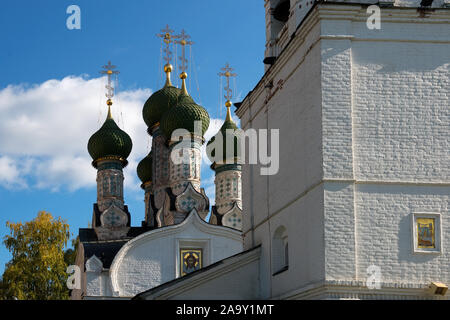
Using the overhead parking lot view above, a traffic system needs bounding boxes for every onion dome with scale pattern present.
[142,64,181,132]
[160,72,210,142]
[206,101,240,168]
[137,151,153,187]
[87,105,133,168]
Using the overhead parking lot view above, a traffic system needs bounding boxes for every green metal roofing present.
[160,92,210,141]
[137,151,152,184]
[87,115,132,167]
[206,117,240,167]
[142,85,181,130]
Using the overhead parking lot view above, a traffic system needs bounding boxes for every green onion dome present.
[160,75,210,142]
[142,65,181,131]
[206,104,240,166]
[137,151,152,185]
[87,107,133,168]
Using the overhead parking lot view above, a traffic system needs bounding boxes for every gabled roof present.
[79,226,152,242]
[82,240,128,269]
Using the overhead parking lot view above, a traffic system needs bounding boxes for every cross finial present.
[157,24,176,65]
[218,63,237,102]
[99,61,120,102]
[174,29,194,75]
[218,63,237,121]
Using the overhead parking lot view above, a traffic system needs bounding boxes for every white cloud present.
[202,173,216,206]
[200,114,240,166]
[0,76,151,192]
[0,75,223,198]
[201,117,224,167]
[0,156,26,189]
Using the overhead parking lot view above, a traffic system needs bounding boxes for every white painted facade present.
[82,211,243,299]
[135,2,449,300]
[135,246,262,300]
[76,1,449,301]
[234,2,450,299]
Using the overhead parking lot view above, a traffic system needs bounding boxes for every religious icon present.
[417,218,435,249]
[180,249,202,276]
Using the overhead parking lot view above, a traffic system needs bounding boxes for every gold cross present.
[157,25,176,65]
[218,63,237,102]
[99,61,119,100]
[174,29,194,74]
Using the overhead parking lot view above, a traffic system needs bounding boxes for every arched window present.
[272,226,289,275]
[272,0,290,23]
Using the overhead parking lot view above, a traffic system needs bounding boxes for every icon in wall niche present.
[412,213,441,254]
[180,249,202,276]
[417,218,435,248]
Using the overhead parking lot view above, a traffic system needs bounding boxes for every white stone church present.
[72,0,450,300]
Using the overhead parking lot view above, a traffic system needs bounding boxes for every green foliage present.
[64,237,79,266]
[0,277,6,300]
[1,211,71,300]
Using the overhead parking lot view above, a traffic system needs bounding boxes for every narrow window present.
[272,226,289,275]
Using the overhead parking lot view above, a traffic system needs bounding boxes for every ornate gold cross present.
[99,61,119,101]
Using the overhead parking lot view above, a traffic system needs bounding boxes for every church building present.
[73,0,449,300]
[135,0,450,300]
[71,33,244,299]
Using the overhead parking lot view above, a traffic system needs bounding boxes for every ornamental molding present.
[221,202,243,231]
[275,279,448,300]
[95,203,130,240]
[100,203,128,228]
[175,182,208,216]
[93,156,127,169]
[85,255,103,273]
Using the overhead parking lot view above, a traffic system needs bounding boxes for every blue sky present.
[0,0,265,274]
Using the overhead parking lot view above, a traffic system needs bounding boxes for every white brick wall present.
[323,183,357,280]
[320,9,450,287]
[108,213,243,297]
[352,41,449,182]
[321,38,355,179]
[355,185,450,283]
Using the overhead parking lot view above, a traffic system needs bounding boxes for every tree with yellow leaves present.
[1,211,71,300]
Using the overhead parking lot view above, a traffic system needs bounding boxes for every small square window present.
[412,213,442,254]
